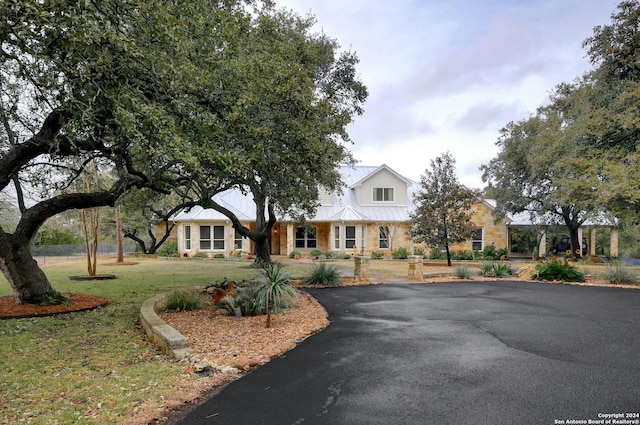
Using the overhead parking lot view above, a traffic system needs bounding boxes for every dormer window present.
[373,187,394,202]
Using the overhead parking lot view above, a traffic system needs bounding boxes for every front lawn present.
[0,257,309,425]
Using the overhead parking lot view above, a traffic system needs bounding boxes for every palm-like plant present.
[255,264,298,328]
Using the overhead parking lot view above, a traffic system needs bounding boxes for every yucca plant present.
[491,262,511,278]
[479,261,495,276]
[304,262,342,286]
[255,263,298,328]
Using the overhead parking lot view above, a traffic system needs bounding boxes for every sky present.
[276,0,621,188]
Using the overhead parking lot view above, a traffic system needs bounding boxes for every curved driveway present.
[177,281,640,425]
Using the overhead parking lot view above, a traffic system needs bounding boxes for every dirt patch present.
[0,293,109,319]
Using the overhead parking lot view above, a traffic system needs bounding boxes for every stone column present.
[589,228,597,256]
[611,228,619,257]
[354,256,370,281]
[407,255,424,281]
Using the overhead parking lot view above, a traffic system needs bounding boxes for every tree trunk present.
[254,235,271,265]
[116,206,124,263]
[0,231,58,304]
[443,220,452,266]
[569,228,581,259]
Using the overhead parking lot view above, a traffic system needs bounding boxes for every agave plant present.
[255,263,298,328]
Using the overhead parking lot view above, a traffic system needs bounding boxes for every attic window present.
[373,187,394,202]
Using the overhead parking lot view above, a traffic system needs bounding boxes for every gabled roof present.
[347,164,414,188]
[328,205,369,221]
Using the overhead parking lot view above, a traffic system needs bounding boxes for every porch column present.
[538,232,547,257]
[589,228,597,256]
[578,228,583,255]
[611,228,619,257]
[286,223,294,256]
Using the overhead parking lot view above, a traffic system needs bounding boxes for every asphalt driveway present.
[176,281,640,425]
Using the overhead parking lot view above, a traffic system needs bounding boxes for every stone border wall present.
[140,292,194,360]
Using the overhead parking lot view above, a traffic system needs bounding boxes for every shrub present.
[220,283,263,316]
[601,263,638,285]
[213,253,225,259]
[370,250,384,260]
[479,262,495,276]
[429,248,445,260]
[392,246,410,260]
[451,250,473,261]
[478,262,512,278]
[310,249,322,257]
[304,262,342,286]
[414,246,427,258]
[157,241,179,257]
[164,290,203,311]
[289,251,301,258]
[192,252,208,258]
[491,262,511,278]
[455,265,474,279]
[534,259,584,282]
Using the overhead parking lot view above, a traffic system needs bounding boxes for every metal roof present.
[173,165,420,223]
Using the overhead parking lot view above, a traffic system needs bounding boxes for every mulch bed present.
[0,293,109,319]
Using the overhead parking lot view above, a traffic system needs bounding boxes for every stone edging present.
[139,291,195,360]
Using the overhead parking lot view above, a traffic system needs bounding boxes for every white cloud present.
[277,0,620,188]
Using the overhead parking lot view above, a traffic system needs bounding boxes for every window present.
[234,228,243,250]
[213,225,225,250]
[334,226,340,249]
[184,225,191,250]
[379,226,389,249]
[199,225,225,250]
[345,226,356,249]
[472,228,483,251]
[295,226,317,248]
[199,226,211,250]
[373,187,394,202]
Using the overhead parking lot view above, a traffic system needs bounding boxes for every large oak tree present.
[0,0,249,303]
[180,7,368,264]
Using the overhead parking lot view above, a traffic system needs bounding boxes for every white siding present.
[355,168,408,206]
[318,188,333,206]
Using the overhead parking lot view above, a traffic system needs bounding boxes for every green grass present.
[0,257,312,425]
[1,256,635,424]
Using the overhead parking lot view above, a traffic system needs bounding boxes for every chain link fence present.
[30,243,137,265]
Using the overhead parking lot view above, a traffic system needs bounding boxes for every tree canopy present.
[0,0,365,302]
[173,7,368,263]
[482,0,640,257]
[410,152,479,266]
